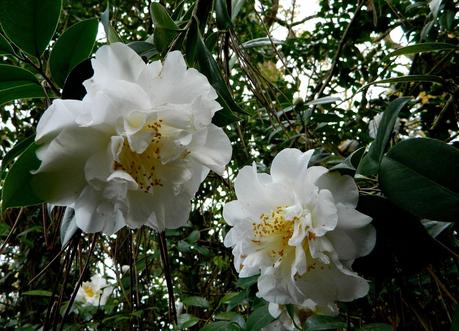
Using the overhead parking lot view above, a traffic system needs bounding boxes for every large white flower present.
[33,43,232,234]
[75,275,113,307]
[223,148,375,308]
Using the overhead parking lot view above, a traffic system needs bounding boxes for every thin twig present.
[159,231,177,324]
[0,208,23,254]
[59,234,98,331]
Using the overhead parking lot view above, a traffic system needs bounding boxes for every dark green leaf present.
[358,97,410,176]
[195,32,241,125]
[303,315,346,331]
[387,42,458,58]
[362,75,445,89]
[200,321,241,331]
[236,274,259,288]
[186,230,200,243]
[215,0,232,30]
[0,65,45,106]
[379,138,459,222]
[184,16,199,63]
[49,18,98,87]
[1,135,35,179]
[1,142,43,210]
[330,147,365,175]
[182,296,209,308]
[246,304,275,331]
[150,3,179,53]
[451,305,459,331]
[101,5,123,43]
[127,41,158,59]
[22,290,52,297]
[0,32,14,55]
[231,0,247,21]
[0,0,62,57]
[178,314,200,329]
[215,312,245,328]
[61,58,93,100]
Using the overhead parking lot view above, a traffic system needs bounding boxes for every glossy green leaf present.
[186,229,200,243]
[101,5,123,43]
[246,304,275,331]
[330,147,365,175]
[231,0,246,21]
[200,321,241,331]
[0,0,62,57]
[1,142,43,210]
[127,41,158,59]
[387,42,457,58]
[0,65,45,106]
[1,135,35,179]
[303,315,346,331]
[182,296,209,308]
[215,312,245,328]
[215,0,232,29]
[241,37,283,49]
[150,3,179,53]
[379,138,459,222]
[195,32,241,125]
[0,33,14,55]
[184,16,199,64]
[178,313,200,329]
[358,97,410,176]
[49,18,98,87]
[236,274,259,288]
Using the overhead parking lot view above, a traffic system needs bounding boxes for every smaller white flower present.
[121,265,130,273]
[223,148,375,308]
[175,300,184,317]
[75,275,113,307]
[368,112,401,139]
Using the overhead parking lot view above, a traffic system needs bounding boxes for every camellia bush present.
[0,0,458,330]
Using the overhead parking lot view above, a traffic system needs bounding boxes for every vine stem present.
[159,231,177,324]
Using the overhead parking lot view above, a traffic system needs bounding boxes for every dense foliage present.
[0,0,458,330]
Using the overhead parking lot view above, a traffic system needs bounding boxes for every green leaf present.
[362,75,445,89]
[200,321,241,331]
[241,37,283,49]
[387,42,458,58]
[379,138,459,222]
[127,41,158,59]
[0,0,62,57]
[182,296,209,308]
[246,304,275,331]
[22,290,52,297]
[451,305,459,331]
[215,312,245,328]
[330,147,365,175]
[186,230,200,243]
[1,135,35,179]
[195,32,241,126]
[236,274,259,288]
[101,4,123,44]
[0,65,45,106]
[231,0,246,21]
[150,3,179,53]
[178,313,200,329]
[49,18,98,87]
[356,323,393,331]
[184,16,199,64]
[215,0,232,30]
[1,142,43,210]
[303,315,346,331]
[358,97,410,176]
[0,33,14,55]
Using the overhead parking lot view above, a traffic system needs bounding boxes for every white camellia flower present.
[223,148,375,309]
[33,43,232,234]
[75,275,113,307]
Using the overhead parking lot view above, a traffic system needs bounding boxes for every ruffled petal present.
[315,172,359,207]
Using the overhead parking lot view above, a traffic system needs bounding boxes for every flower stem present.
[159,231,177,324]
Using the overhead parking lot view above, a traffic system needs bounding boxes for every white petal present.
[315,172,359,207]
[35,99,81,142]
[312,189,338,236]
[89,43,146,85]
[270,148,313,186]
[336,203,372,229]
[189,124,232,175]
[33,128,107,205]
[223,200,249,226]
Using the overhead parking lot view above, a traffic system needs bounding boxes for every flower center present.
[83,284,96,298]
[114,120,164,193]
[252,206,295,257]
